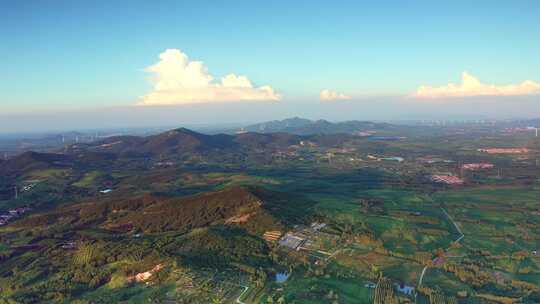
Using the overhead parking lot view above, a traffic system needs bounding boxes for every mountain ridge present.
[240,117,393,135]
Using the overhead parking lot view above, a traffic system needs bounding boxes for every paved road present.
[415,207,465,303]
[441,207,464,243]
[236,285,249,304]
[418,266,428,286]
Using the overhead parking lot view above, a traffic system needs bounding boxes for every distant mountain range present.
[0,129,285,174]
[239,117,393,135]
[0,117,411,177]
[72,127,306,157]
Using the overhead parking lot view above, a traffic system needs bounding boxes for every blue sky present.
[1,1,539,130]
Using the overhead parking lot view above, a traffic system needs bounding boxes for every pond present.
[275,272,290,283]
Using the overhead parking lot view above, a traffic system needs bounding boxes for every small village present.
[263,222,344,265]
[0,206,31,226]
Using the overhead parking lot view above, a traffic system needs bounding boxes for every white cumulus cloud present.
[414,71,540,99]
[138,49,281,105]
[320,89,351,101]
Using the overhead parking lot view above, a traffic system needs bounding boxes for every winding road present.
[441,207,464,244]
[415,207,465,302]
[236,285,249,304]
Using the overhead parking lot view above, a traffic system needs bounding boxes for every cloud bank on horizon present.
[414,71,540,99]
[138,49,280,106]
[320,89,351,101]
[137,50,540,106]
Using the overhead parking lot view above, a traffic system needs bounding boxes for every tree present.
[373,276,398,304]
[74,243,98,266]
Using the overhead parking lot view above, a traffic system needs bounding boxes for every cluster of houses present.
[478,148,530,154]
[278,233,306,250]
[299,140,317,147]
[367,155,404,162]
[98,140,122,149]
[396,283,415,296]
[369,136,407,141]
[0,206,31,226]
[265,222,328,253]
[127,263,164,284]
[462,163,494,170]
[61,241,76,250]
[154,161,175,168]
[502,127,537,135]
[431,175,464,185]
[417,156,454,164]
[22,183,36,192]
[363,281,415,296]
[353,130,376,137]
[310,222,327,231]
[262,231,282,242]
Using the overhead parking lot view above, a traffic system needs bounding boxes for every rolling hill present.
[13,186,312,235]
[0,151,72,177]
